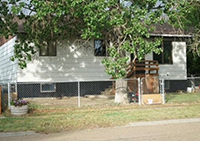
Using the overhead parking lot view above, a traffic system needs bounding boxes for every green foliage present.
[187,50,200,76]
[169,0,200,56]
[0,0,176,78]
[102,46,129,79]
[81,0,172,78]
[1,0,86,69]
[10,99,29,107]
[165,93,200,104]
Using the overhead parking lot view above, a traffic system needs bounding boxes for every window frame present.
[39,41,57,56]
[94,39,107,57]
[153,41,173,64]
[40,83,56,93]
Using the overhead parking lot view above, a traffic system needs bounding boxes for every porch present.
[127,60,159,78]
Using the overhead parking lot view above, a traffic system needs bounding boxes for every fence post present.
[138,78,141,105]
[15,81,18,99]
[78,81,81,108]
[8,83,11,109]
[161,79,165,104]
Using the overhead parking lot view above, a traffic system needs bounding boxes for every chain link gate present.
[140,76,165,105]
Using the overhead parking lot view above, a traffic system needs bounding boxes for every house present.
[0,36,113,98]
[0,24,192,98]
[146,24,191,92]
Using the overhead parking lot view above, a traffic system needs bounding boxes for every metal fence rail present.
[2,77,200,110]
[15,78,164,107]
[187,77,200,93]
[16,79,141,107]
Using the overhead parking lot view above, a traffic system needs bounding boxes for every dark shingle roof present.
[150,23,192,37]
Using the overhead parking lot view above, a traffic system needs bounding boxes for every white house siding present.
[17,39,110,82]
[0,37,18,83]
[145,41,187,80]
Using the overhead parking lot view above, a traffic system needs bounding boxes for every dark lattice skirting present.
[17,81,113,98]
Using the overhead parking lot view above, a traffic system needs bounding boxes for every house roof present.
[150,23,192,38]
[0,36,14,46]
[13,17,24,33]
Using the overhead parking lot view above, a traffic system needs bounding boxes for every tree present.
[1,0,87,68]
[169,0,200,56]
[167,0,200,76]
[187,50,200,76]
[82,0,166,79]
[0,0,177,103]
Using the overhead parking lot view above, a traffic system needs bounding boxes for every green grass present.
[1,92,200,133]
[165,92,200,103]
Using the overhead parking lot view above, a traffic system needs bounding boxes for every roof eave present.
[150,33,192,38]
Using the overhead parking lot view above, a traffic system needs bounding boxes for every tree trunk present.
[115,79,128,104]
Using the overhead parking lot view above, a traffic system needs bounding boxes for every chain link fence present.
[1,84,8,112]
[16,78,164,107]
[3,77,200,110]
[0,82,17,112]
[187,77,200,93]
[16,79,142,108]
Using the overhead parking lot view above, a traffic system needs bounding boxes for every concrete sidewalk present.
[1,118,200,141]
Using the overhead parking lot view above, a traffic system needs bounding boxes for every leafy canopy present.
[171,0,200,56]
[0,0,177,78]
[171,0,200,76]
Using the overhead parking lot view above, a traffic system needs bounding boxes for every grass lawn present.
[165,92,200,103]
[0,92,200,133]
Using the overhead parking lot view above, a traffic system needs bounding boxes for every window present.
[94,39,106,56]
[40,83,56,93]
[153,41,173,64]
[39,41,57,56]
